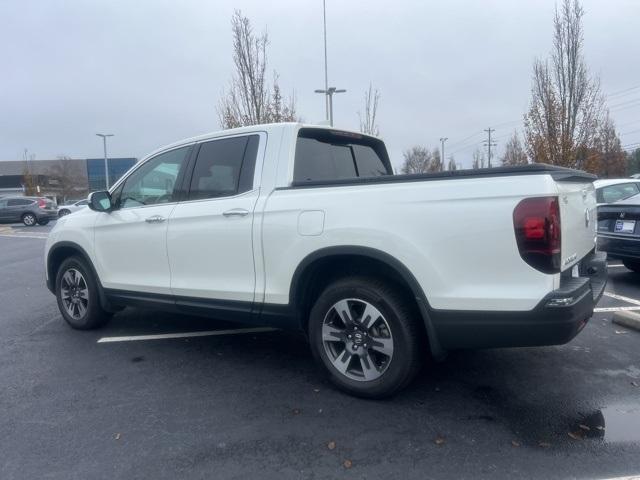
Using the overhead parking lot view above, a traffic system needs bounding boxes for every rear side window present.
[8,199,32,206]
[293,128,391,183]
[189,135,259,200]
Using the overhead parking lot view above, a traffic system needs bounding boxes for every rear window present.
[293,128,391,183]
[598,183,640,204]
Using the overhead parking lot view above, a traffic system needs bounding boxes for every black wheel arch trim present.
[289,245,445,359]
[46,241,112,311]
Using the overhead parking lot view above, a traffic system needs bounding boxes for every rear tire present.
[622,260,640,273]
[22,213,36,226]
[308,276,424,398]
[55,256,112,330]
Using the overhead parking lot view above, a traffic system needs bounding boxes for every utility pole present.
[96,133,114,189]
[314,0,346,126]
[484,128,497,168]
[439,137,448,171]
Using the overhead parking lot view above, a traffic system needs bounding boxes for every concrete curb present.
[613,310,640,332]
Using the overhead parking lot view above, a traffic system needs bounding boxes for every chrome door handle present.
[145,215,166,223]
[223,208,249,218]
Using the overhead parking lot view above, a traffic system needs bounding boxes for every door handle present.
[223,208,249,218]
[145,215,166,223]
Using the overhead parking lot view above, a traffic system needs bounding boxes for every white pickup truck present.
[45,123,606,397]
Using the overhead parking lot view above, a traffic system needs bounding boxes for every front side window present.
[293,128,391,183]
[119,146,189,209]
[188,135,259,200]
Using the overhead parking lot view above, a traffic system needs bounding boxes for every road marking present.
[97,327,278,343]
[594,306,640,312]
[0,234,47,240]
[608,264,626,268]
[603,292,640,306]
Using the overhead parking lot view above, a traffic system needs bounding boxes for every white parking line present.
[0,234,47,240]
[603,292,640,307]
[97,327,278,343]
[594,306,640,313]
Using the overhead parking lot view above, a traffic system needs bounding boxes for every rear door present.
[557,180,597,270]
[7,198,33,222]
[167,134,262,305]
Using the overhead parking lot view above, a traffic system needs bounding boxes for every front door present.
[93,145,191,294]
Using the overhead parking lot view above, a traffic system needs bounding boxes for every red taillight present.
[38,198,47,208]
[513,196,561,274]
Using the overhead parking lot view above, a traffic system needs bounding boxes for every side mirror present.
[88,191,113,212]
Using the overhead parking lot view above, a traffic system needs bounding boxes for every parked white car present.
[57,199,89,217]
[593,178,640,206]
[45,123,606,398]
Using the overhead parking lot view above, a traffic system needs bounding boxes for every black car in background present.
[0,196,57,226]
[598,193,640,272]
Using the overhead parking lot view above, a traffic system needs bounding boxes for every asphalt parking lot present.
[1,223,639,479]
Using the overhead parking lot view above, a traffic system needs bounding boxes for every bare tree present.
[22,167,38,196]
[447,156,457,171]
[524,0,604,168]
[500,131,529,166]
[401,146,441,174]
[472,148,486,169]
[582,113,626,177]
[48,156,86,201]
[218,10,297,129]
[358,83,380,136]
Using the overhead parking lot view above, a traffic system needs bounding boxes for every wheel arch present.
[46,242,110,310]
[289,246,445,359]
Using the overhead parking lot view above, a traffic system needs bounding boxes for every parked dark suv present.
[0,196,57,226]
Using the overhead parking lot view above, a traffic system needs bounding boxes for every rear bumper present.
[597,234,640,261]
[430,251,607,350]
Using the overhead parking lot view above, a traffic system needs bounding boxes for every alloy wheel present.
[60,268,89,320]
[322,298,394,381]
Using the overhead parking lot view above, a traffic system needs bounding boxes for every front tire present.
[308,276,424,398]
[55,256,112,329]
[22,213,36,226]
[58,209,70,217]
[623,259,640,273]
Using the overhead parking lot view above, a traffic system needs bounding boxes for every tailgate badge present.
[620,212,626,219]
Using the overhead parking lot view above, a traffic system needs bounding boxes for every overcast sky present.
[1,0,639,169]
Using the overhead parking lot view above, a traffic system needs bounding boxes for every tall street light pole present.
[440,137,448,171]
[96,133,114,189]
[315,87,346,126]
[315,0,346,126]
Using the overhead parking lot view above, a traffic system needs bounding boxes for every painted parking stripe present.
[97,327,278,343]
[0,234,48,240]
[603,292,640,306]
[594,306,640,312]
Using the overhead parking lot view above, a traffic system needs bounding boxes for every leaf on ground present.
[327,441,336,450]
[313,388,320,393]
[567,431,582,440]
[631,381,639,387]
[615,330,629,334]
[434,437,446,445]
[511,440,521,447]
[538,441,552,448]
[114,433,121,440]
[343,459,353,469]
[578,424,591,431]
[292,408,301,415]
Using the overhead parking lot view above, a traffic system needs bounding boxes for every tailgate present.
[557,181,597,271]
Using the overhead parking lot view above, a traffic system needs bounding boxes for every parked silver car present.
[57,199,89,217]
[0,196,57,226]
